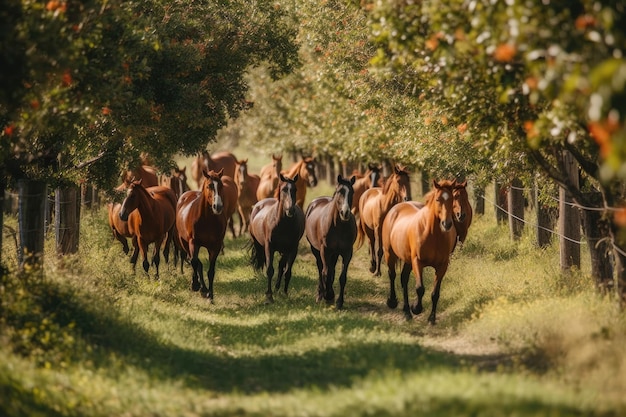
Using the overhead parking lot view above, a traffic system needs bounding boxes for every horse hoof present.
[265,295,274,304]
[369,265,376,274]
[335,300,344,310]
[411,304,423,315]
[387,298,398,309]
[403,311,413,321]
[191,282,200,292]
[428,315,436,325]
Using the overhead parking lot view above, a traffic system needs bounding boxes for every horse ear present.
[433,179,441,189]
[293,173,299,182]
[336,174,342,184]
[202,168,210,179]
[394,165,401,174]
[217,168,224,177]
[350,176,356,185]
[456,180,467,188]
[279,173,287,182]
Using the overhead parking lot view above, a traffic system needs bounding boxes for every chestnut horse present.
[256,154,283,201]
[190,151,238,189]
[411,180,472,252]
[234,159,260,236]
[357,165,411,276]
[176,169,229,301]
[382,179,457,324]
[249,173,305,303]
[281,156,318,209]
[351,163,383,215]
[118,180,177,278]
[107,202,133,255]
[305,175,357,309]
[117,165,159,191]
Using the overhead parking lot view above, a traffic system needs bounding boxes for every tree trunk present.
[421,170,430,197]
[55,186,81,256]
[508,178,525,240]
[579,191,613,291]
[495,181,507,224]
[0,174,4,264]
[17,179,47,273]
[474,185,485,216]
[559,151,581,270]
[535,182,556,248]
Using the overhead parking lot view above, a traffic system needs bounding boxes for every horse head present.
[278,173,298,218]
[119,179,143,221]
[432,179,455,232]
[202,168,224,215]
[303,157,318,187]
[236,159,249,186]
[367,163,382,188]
[272,154,283,176]
[453,180,470,223]
[335,175,356,222]
[385,165,411,202]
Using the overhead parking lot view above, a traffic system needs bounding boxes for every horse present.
[351,163,383,215]
[452,180,473,248]
[356,165,411,276]
[190,150,238,189]
[118,180,177,278]
[234,159,260,236]
[305,175,357,309]
[221,175,240,239]
[256,154,283,201]
[176,169,229,301]
[107,202,133,255]
[281,156,318,209]
[117,165,159,191]
[248,173,305,303]
[381,179,457,324]
[160,166,192,271]
[410,180,473,252]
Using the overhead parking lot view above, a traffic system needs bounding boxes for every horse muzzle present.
[119,211,129,222]
[441,219,453,232]
[212,203,223,215]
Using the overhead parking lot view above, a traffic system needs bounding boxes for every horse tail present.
[355,211,366,250]
[248,239,265,270]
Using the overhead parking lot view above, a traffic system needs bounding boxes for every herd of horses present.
[107,151,472,324]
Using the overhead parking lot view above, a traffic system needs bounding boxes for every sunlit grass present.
[1,160,625,416]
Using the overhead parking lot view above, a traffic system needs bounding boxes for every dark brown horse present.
[382,179,457,324]
[351,163,383,215]
[176,169,229,301]
[190,150,238,189]
[357,165,411,276]
[282,156,318,209]
[256,154,283,201]
[249,173,305,303]
[305,175,357,309]
[234,159,260,236]
[118,180,177,278]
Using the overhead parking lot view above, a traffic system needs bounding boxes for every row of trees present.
[2,1,626,301]
[220,0,626,301]
[0,0,300,267]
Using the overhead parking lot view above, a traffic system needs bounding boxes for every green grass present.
[1,169,625,416]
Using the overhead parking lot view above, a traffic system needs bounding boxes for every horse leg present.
[324,253,338,305]
[386,253,398,309]
[189,243,202,292]
[411,259,425,316]
[265,248,275,303]
[400,262,413,320]
[153,238,163,279]
[311,247,325,302]
[206,252,218,303]
[366,228,377,274]
[428,264,449,325]
[141,240,150,274]
[274,254,287,293]
[130,236,140,271]
[374,227,383,277]
[282,250,298,295]
[336,251,352,310]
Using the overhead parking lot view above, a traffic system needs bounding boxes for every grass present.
[1,160,625,416]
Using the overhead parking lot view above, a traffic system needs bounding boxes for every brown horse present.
[351,163,383,215]
[357,165,411,276]
[176,169,229,301]
[305,175,357,309]
[234,159,260,236]
[249,173,305,303]
[160,166,192,270]
[382,179,457,324]
[190,150,238,189]
[410,180,473,252]
[118,180,177,278]
[117,165,159,191]
[256,154,283,201]
[281,156,318,209]
[221,175,240,239]
[107,202,133,255]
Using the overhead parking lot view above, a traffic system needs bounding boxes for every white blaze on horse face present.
[439,190,453,232]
